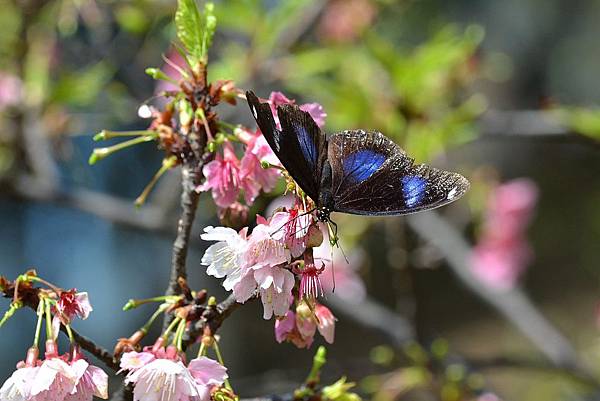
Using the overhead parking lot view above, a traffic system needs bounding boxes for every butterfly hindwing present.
[246,91,327,201]
[328,130,469,215]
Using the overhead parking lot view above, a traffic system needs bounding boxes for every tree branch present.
[406,212,587,372]
[164,165,202,302]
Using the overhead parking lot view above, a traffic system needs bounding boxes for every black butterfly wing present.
[246,91,327,202]
[327,130,469,215]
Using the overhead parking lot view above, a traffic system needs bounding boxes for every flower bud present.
[218,202,249,230]
[306,224,324,248]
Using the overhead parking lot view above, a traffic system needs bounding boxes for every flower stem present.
[123,295,181,311]
[44,297,54,340]
[305,346,327,387]
[174,319,186,350]
[197,342,206,358]
[93,130,157,141]
[141,303,170,333]
[65,324,75,344]
[135,156,178,207]
[213,338,234,391]
[88,134,158,165]
[162,316,181,342]
[33,300,45,348]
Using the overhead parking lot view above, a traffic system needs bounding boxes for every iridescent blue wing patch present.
[401,176,427,207]
[343,150,386,183]
[328,130,469,216]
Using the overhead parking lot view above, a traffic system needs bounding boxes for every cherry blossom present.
[187,357,228,401]
[52,290,93,339]
[30,356,78,401]
[471,179,538,290]
[197,142,245,208]
[124,358,200,401]
[267,91,327,129]
[65,359,108,401]
[0,365,39,401]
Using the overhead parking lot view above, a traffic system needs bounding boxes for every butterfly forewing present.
[328,130,469,215]
[246,91,326,202]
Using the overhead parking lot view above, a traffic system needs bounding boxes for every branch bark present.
[164,165,202,303]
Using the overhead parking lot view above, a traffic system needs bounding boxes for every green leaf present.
[175,0,217,65]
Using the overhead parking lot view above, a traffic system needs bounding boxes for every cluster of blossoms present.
[197,91,326,219]
[470,179,539,290]
[119,341,227,401]
[201,204,337,346]
[0,277,108,401]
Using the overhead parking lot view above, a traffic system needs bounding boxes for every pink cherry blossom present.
[315,304,336,344]
[187,357,228,401]
[299,103,327,128]
[124,358,200,401]
[197,142,244,208]
[66,359,108,400]
[240,133,281,202]
[256,266,295,319]
[0,365,39,400]
[274,302,336,348]
[297,262,324,300]
[52,290,93,339]
[471,179,538,290]
[267,91,327,129]
[274,311,297,343]
[201,226,249,292]
[0,73,22,110]
[30,357,78,401]
[119,351,156,373]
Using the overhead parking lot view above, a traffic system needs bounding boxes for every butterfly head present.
[316,206,332,223]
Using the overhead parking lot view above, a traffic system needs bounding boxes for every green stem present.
[123,295,182,311]
[141,304,170,333]
[44,297,53,340]
[135,156,178,207]
[33,300,45,348]
[162,317,181,342]
[65,324,75,344]
[174,319,186,350]
[89,134,158,165]
[306,346,327,387]
[213,339,233,391]
[93,130,157,141]
[0,302,21,328]
[197,342,207,358]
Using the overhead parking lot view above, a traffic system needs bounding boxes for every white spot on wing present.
[447,187,458,200]
[251,105,258,119]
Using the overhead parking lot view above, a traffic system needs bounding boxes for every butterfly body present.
[246,91,469,223]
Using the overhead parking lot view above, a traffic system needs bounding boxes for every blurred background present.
[1,0,600,400]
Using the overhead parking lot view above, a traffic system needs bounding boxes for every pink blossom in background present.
[471,178,538,291]
[314,240,366,303]
[267,91,327,129]
[299,103,327,128]
[318,0,377,43]
[155,49,186,94]
[275,311,297,343]
[0,73,22,110]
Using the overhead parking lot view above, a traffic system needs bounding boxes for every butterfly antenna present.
[329,240,336,294]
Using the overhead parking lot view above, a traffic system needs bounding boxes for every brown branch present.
[164,164,202,302]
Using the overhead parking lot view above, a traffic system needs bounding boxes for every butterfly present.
[246,90,469,238]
